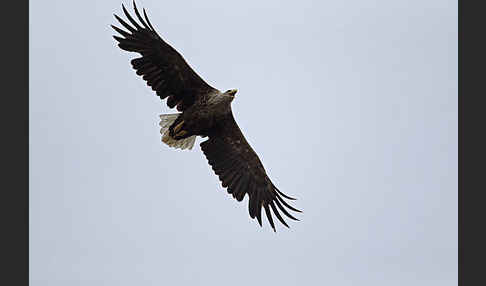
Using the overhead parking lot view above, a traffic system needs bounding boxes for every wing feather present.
[112,2,216,111]
[132,2,150,29]
[143,8,157,32]
[200,113,300,231]
[263,204,276,231]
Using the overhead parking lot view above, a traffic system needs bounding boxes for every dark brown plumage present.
[112,1,301,231]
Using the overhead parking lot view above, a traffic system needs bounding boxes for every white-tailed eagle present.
[112,2,301,231]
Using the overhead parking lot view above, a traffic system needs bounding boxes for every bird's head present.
[224,89,238,99]
[219,89,237,104]
[209,89,237,109]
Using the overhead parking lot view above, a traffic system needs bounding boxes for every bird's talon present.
[174,121,184,133]
[174,130,188,138]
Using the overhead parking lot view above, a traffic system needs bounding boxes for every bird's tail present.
[159,113,196,150]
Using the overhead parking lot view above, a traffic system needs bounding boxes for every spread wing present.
[200,113,301,231]
[112,2,217,111]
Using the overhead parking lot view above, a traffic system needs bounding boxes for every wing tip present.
[273,184,298,200]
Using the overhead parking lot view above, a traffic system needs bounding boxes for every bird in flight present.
[111,1,301,231]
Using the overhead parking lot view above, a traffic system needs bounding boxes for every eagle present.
[112,2,301,231]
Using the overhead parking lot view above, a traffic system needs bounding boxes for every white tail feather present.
[159,114,196,150]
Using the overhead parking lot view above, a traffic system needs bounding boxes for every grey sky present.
[30,0,457,285]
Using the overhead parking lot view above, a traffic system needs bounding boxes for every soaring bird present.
[112,2,301,231]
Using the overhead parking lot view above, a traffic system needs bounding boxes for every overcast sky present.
[30,0,457,285]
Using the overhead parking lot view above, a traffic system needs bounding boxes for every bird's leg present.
[169,120,190,139]
[173,121,184,133]
[174,130,188,138]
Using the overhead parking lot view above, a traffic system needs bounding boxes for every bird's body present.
[112,2,301,231]
[169,89,236,140]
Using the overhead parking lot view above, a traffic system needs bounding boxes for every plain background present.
[30,0,457,285]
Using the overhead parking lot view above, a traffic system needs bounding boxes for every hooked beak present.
[228,89,238,97]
